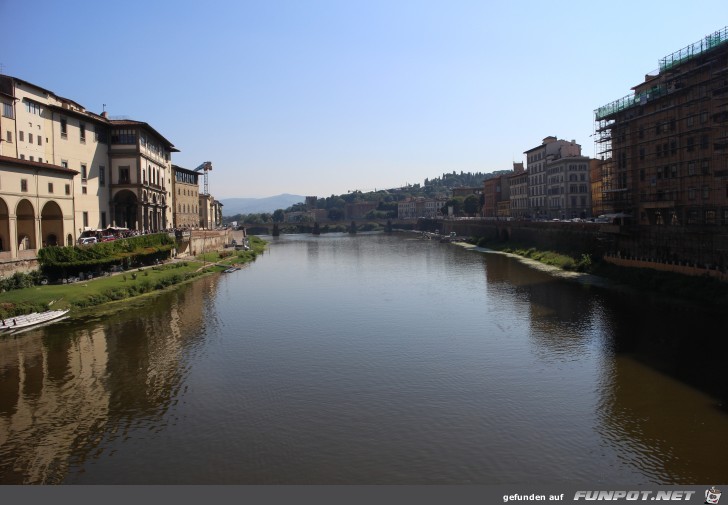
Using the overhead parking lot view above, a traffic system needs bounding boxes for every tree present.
[441,197,464,217]
[328,208,344,221]
[463,194,480,216]
[272,209,285,223]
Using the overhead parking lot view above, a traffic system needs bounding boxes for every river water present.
[0,232,726,484]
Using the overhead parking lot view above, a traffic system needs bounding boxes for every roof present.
[0,155,79,175]
[172,164,201,176]
[110,119,179,152]
[46,103,109,125]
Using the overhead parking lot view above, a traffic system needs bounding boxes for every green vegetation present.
[38,233,175,279]
[471,236,593,272]
[470,236,728,306]
[223,170,506,225]
[0,236,267,318]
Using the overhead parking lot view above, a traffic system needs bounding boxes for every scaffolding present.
[659,26,728,72]
[593,26,728,266]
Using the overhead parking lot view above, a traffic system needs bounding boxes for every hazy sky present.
[2,0,726,198]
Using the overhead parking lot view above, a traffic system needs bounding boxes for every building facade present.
[544,156,592,219]
[172,165,200,228]
[109,119,177,232]
[509,162,529,219]
[0,76,111,235]
[525,136,582,219]
[594,26,728,226]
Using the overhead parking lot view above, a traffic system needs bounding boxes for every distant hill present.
[220,194,305,216]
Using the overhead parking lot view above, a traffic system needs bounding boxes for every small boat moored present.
[0,309,70,334]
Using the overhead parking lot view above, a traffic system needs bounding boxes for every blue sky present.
[2,0,726,198]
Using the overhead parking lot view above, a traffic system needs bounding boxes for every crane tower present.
[194,161,212,195]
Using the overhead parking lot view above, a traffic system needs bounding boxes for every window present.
[25,101,41,115]
[119,166,130,184]
[688,188,697,200]
[99,166,105,186]
[20,154,25,160]
[19,131,24,142]
[701,111,708,124]
[83,212,89,228]
[2,101,13,118]
[94,125,107,143]
[5,131,11,143]
[21,179,28,192]
[81,164,87,181]
[48,183,54,194]
[111,129,137,144]
[29,133,33,144]
[702,186,710,199]
[29,156,34,162]
[80,122,86,143]
[38,157,42,163]
[701,160,710,175]
[82,186,87,194]
[701,135,709,150]
[65,184,71,195]
[37,135,42,146]
[61,160,68,169]
[687,137,695,152]
[61,118,67,138]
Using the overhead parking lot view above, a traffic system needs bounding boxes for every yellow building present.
[172,165,200,228]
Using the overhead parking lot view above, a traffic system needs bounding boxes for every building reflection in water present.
[482,250,728,484]
[0,278,214,484]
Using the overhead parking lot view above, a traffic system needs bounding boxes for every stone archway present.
[16,199,37,251]
[41,201,64,247]
[113,190,139,230]
[0,198,10,252]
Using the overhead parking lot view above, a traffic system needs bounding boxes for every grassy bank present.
[468,237,728,307]
[0,236,267,318]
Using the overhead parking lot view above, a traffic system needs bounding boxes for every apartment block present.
[594,26,728,226]
[524,136,583,219]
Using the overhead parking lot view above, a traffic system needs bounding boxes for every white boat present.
[0,309,70,333]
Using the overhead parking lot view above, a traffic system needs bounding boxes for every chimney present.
[101,111,108,118]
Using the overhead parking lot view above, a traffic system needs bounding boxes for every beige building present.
[199,194,223,229]
[0,75,181,237]
[1,75,111,233]
[109,119,177,232]
[172,165,200,228]
[525,136,582,218]
[0,156,77,261]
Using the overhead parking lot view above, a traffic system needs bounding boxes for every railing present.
[595,85,666,120]
[659,26,728,72]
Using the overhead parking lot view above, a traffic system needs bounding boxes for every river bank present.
[455,240,728,309]
[0,235,267,320]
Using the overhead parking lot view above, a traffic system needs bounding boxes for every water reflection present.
[0,234,726,484]
[0,279,214,484]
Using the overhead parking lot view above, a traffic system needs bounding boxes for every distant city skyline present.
[2,0,725,198]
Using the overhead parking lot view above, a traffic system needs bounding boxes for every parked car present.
[78,237,97,245]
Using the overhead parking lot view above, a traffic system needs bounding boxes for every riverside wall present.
[420,218,728,278]
[432,219,605,258]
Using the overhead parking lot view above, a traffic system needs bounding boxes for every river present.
[0,232,726,484]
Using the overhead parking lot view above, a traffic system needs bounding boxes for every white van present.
[78,237,98,245]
